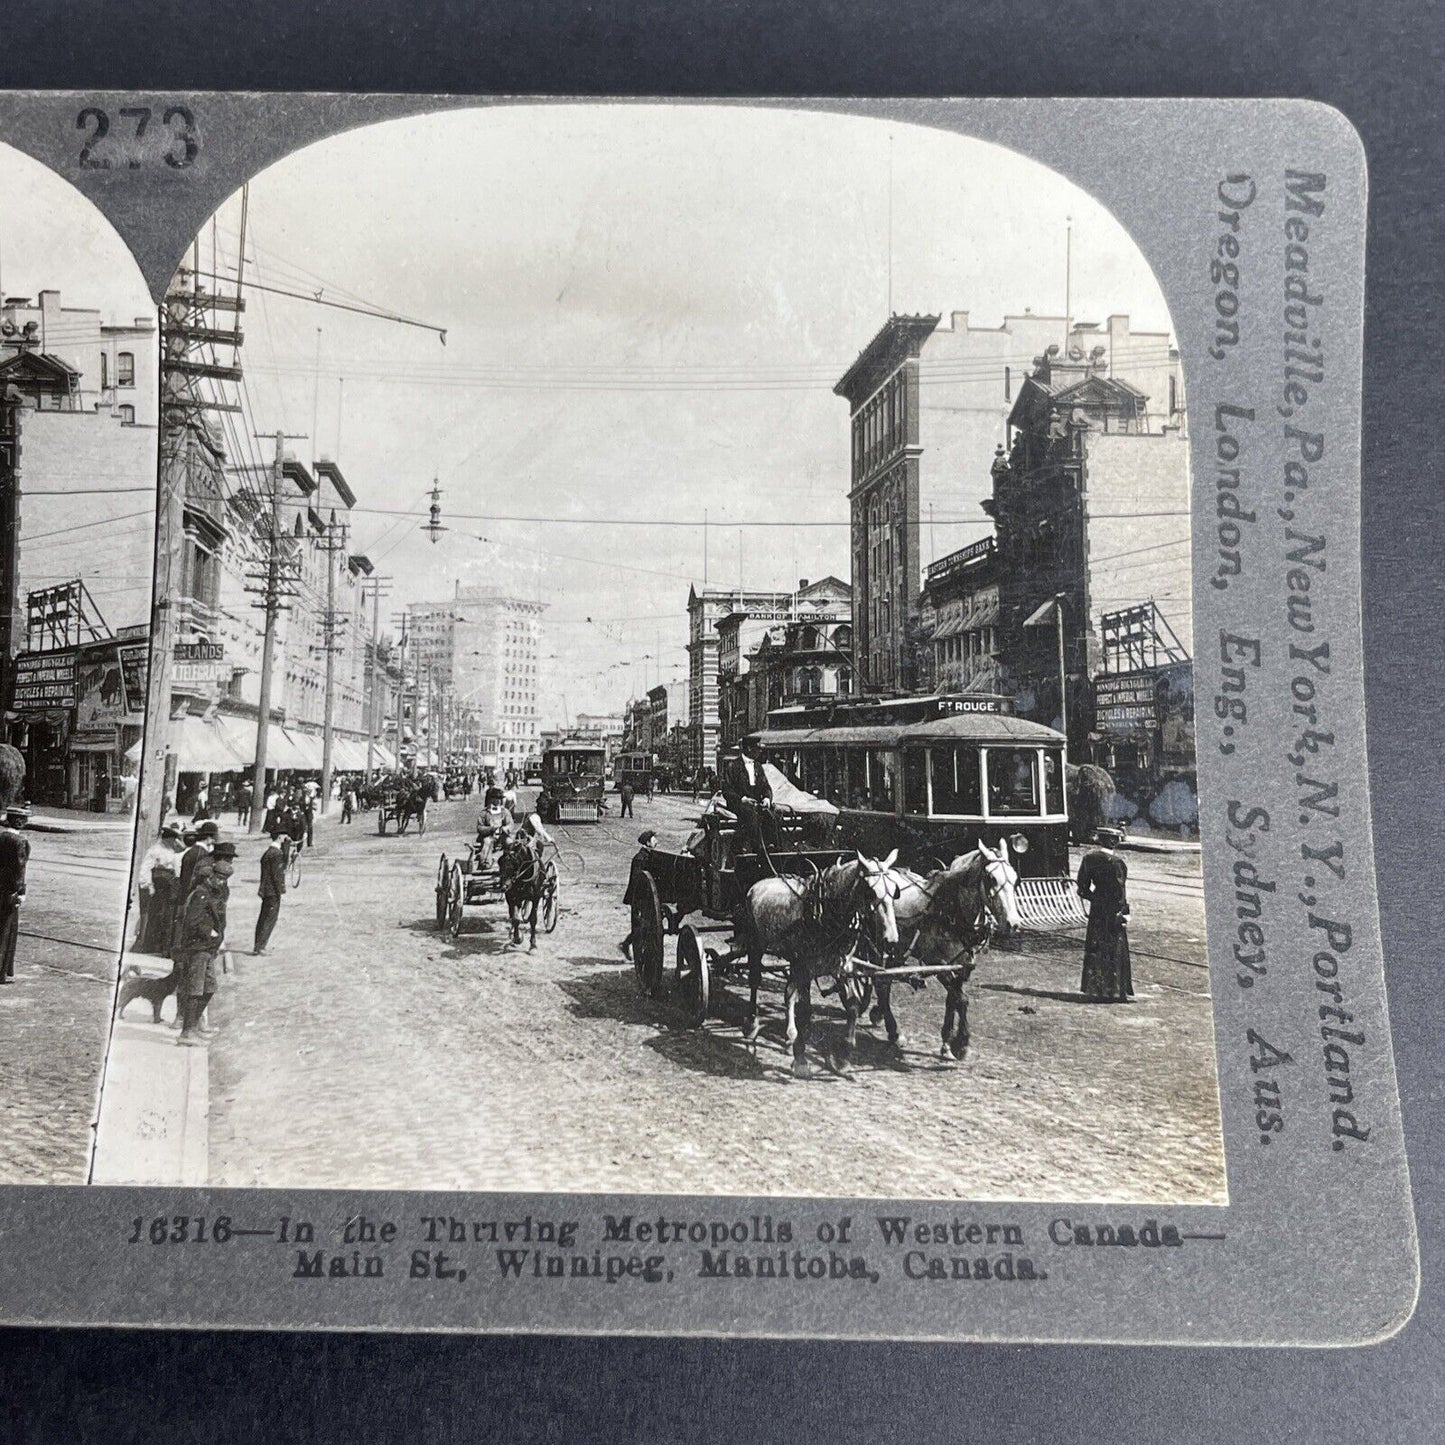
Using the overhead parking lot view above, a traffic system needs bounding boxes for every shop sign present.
[119,643,147,711]
[1096,671,1158,735]
[10,651,77,710]
[173,660,232,683]
[174,641,224,662]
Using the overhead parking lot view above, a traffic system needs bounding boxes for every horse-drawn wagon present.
[372,773,437,836]
[628,798,1024,1075]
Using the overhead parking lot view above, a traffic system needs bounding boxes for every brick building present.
[835,310,1182,695]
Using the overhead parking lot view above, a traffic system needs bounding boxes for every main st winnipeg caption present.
[125,1208,1205,1287]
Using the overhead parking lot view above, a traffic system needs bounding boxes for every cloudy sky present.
[190,104,1174,725]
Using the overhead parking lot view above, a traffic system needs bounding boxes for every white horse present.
[741,851,901,1078]
[869,841,1021,1063]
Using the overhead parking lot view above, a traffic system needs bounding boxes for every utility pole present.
[364,574,390,781]
[246,431,301,833]
[317,511,347,814]
[0,391,23,691]
[393,608,408,767]
[1055,592,1069,748]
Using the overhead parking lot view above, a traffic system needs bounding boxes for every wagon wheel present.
[435,853,450,929]
[675,925,711,1027]
[541,860,560,933]
[631,871,665,997]
[446,861,466,938]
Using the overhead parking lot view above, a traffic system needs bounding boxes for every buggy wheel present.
[631,871,664,997]
[446,861,465,938]
[541,860,560,933]
[435,853,450,928]
[676,925,710,1027]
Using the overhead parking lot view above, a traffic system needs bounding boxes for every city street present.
[0,817,131,1184]
[198,793,1225,1202]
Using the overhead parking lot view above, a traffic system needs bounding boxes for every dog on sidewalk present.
[117,964,179,1024]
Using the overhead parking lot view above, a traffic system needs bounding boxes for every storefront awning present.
[172,715,251,774]
[280,730,318,770]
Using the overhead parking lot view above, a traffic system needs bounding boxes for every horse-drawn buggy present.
[372,773,437,836]
[436,821,560,947]
[536,741,606,824]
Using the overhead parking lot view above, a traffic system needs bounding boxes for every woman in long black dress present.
[1077,827,1132,1001]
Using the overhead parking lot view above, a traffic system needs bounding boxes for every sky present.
[0,144,153,324]
[186,104,1176,728]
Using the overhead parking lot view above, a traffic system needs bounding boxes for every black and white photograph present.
[0,143,158,1184]
[93,105,1221,1203]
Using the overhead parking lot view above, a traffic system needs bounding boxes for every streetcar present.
[749,693,1084,926]
[614,751,655,796]
[536,741,606,823]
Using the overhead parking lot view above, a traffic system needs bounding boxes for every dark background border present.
[2,3,1441,1440]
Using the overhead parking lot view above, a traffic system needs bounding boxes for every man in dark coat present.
[176,841,235,1044]
[619,830,658,959]
[1077,827,1132,1001]
[619,781,635,819]
[255,835,288,955]
[177,819,219,905]
[0,746,29,986]
[720,736,775,854]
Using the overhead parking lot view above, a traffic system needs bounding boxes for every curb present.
[91,968,209,1186]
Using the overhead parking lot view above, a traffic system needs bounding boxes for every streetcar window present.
[1043,749,1065,815]
[846,748,870,810]
[986,747,1040,816]
[931,744,982,816]
[800,747,825,797]
[864,749,898,812]
[822,750,846,807]
[903,748,928,816]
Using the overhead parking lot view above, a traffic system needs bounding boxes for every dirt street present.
[0,821,131,1184]
[198,793,1226,1202]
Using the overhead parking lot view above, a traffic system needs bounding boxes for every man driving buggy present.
[475,786,515,870]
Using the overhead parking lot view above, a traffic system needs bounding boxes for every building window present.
[100,353,109,389]
[119,404,135,426]
[117,352,135,388]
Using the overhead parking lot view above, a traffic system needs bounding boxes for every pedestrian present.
[619,780,635,819]
[235,780,253,827]
[1077,827,1132,1002]
[142,824,185,956]
[340,781,354,825]
[177,819,219,905]
[133,822,183,954]
[254,834,288,955]
[175,840,235,1044]
[192,781,210,823]
[618,829,658,959]
[0,745,29,987]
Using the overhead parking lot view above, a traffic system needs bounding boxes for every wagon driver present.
[721,734,776,855]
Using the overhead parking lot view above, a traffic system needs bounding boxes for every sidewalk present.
[90,964,209,1186]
